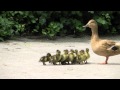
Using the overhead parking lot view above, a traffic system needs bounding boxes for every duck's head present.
[83,19,97,29]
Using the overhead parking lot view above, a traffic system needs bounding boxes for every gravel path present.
[0,36,120,79]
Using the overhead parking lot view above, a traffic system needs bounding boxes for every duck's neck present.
[91,25,99,40]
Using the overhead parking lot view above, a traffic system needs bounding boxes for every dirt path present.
[0,36,120,79]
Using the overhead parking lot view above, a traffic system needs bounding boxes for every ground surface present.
[0,35,120,79]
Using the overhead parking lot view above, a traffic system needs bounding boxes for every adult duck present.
[83,19,120,64]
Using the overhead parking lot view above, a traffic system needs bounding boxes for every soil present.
[0,35,120,79]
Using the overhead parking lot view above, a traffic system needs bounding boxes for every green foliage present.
[0,11,120,41]
[0,16,14,41]
[93,11,112,29]
[42,22,63,39]
[72,19,84,32]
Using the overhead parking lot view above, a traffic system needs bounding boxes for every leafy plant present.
[0,16,14,41]
[42,22,63,39]
[0,11,120,41]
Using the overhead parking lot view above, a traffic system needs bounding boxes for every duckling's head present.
[75,49,78,53]
[56,50,61,54]
[80,50,85,54]
[64,49,69,54]
[82,50,85,53]
[86,48,89,52]
[66,49,69,54]
[83,19,98,29]
[47,53,51,57]
[70,49,74,53]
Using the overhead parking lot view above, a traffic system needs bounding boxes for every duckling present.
[68,49,76,64]
[61,49,69,65]
[56,50,63,65]
[50,50,62,65]
[78,50,87,64]
[39,56,46,65]
[74,49,78,57]
[77,50,82,64]
[74,49,79,64]
[81,50,87,64]
[51,55,57,65]
[39,53,52,65]
[84,48,90,64]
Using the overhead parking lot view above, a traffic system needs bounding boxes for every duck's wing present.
[100,39,116,49]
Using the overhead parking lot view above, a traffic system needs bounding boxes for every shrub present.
[0,11,120,41]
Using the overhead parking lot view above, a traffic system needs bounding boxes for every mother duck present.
[83,19,120,64]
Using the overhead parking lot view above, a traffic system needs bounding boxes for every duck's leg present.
[100,56,109,64]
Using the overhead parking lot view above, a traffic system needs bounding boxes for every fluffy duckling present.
[84,48,90,64]
[74,49,79,64]
[56,50,63,64]
[68,49,76,64]
[78,50,87,64]
[50,55,57,65]
[74,49,78,56]
[61,49,69,65]
[39,53,52,65]
[77,50,82,64]
[50,50,62,65]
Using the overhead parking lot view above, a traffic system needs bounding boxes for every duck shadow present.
[84,62,120,65]
[95,63,120,65]
[107,63,120,65]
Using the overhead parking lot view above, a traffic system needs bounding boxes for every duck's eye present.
[90,21,94,24]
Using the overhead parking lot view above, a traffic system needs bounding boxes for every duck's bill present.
[83,25,86,27]
[83,25,88,28]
